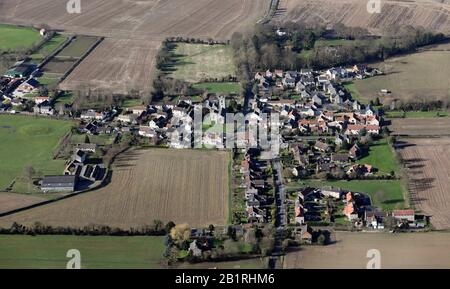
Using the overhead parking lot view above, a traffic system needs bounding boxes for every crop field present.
[0,115,73,193]
[0,193,46,214]
[0,148,230,229]
[390,118,450,136]
[352,43,450,103]
[170,44,236,83]
[396,138,450,230]
[60,39,160,94]
[284,231,450,269]
[0,23,40,51]
[273,0,450,34]
[0,235,165,269]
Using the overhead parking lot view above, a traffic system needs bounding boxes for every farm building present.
[4,64,34,78]
[41,175,77,192]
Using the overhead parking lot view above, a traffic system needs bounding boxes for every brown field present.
[396,138,450,230]
[0,193,45,214]
[274,0,450,34]
[0,0,268,93]
[285,232,450,269]
[59,39,161,94]
[0,149,230,229]
[390,118,450,136]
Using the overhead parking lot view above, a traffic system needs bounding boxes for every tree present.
[170,223,191,245]
[317,233,326,245]
[24,165,36,193]
[165,221,176,233]
[153,219,164,232]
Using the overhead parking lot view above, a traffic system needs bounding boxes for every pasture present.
[171,44,236,83]
[0,23,40,51]
[0,115,73,193]
[357,139,399,174]
[0,148,230,229]
[284,231,450,269]
[353,43,450,103]
[397,138,450,230]
[0,235,165,269]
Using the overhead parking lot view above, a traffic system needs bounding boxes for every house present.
[41,175,76,192]
[365,210,386,229]
[321,187,341,199]
[13,78,40,97]
[81,109,105,121]
[349,144,361,160]
[392,209,415,222]
[139,126,156,138]
[34,96,50,104]
[72,149,87,163]
[314,140,331,152]
[331,153,349,164]
[75,143,97,153]
[117,113,137,124]
[33,104,54,115]
[127,105,147,116]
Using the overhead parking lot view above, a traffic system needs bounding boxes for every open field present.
[57,36,98,58]
[29,33,67,62]
[0,0,268,93]
[273,0,450,34]
[396,138,450,230]
[0,23,40,51]
[0,148,230,229]
[0,235,165,269]
[357,139,399,174]
[0,115,73,193]
[284,231,450,269]
[60,39,160,94]
[0,193,46,214]
[193,82,240,94]
[293,180,406,211]
[390,118,450,136]
[170,44,236,83]
[385,111,450,118]
[352,42,450,103]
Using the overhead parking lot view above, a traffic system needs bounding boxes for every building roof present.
[393,209,415,216]
[42,175,76,187]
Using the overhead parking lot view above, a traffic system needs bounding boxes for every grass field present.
[0,24,41,51]
[343,82,363,102]
[0,115,73,192]
[353,43,450,103]
[293,179,406,211]
[357,139,399,174]
[57,36,99,58]
[285,232,450,269]
[0,235,165,269]
[193,82,240,94]
[0,148,230,228]
[171,44,236,83]
[30,33,67,62]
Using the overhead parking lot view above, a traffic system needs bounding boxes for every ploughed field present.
[285,232,450,269]
[0,149,230,229]
[396,138,450,230]
[390,118,450,136]
[0,0,268,93]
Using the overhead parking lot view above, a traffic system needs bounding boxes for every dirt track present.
[0,149,230,229]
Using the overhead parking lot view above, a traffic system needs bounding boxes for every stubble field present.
[0,149,230,229]
[390,118,450,136]
[396,138,450,230]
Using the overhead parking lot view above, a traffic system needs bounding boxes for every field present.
[60,39,160,94]
[193,82,240,94]
[352,42,450,103]
[176,258,268,269]
[357,139,399,174]
[0,0,268,93]
[170,44,236,83]
[284,231,450,269]
[273,0,450,34]
[0,193,45,214]
[29,33,67,62]
[0,148,230,229]
[293,179,406,211]
[385,111,450,118]
[0,235,165,269]
[0,23,40,51]
[0,115,73,193]
[397,138,450,230]
[390,118,450,136]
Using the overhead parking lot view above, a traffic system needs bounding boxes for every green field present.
[0,24,41,51]
[292,180,406,211]
[193,82,240,94]
[171,43,236,82]
[58,36,99,58]
[343,82,363,102]
[0,115,73,192]
[0,235,165,269]
[357,139,399,174]
[385,110,450,118]
[30,33,67,62]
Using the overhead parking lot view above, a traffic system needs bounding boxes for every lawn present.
[357,139,399,174]
[0,24,41,51]
[0,115,73,192]
[193,82,240,94]
[293,179,406,211]
[0,235,165,269]
[170,43,236,82]
[343,81,363,102]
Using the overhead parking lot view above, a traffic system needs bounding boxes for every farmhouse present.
[392,209,415,222]
[41,175,77,192]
